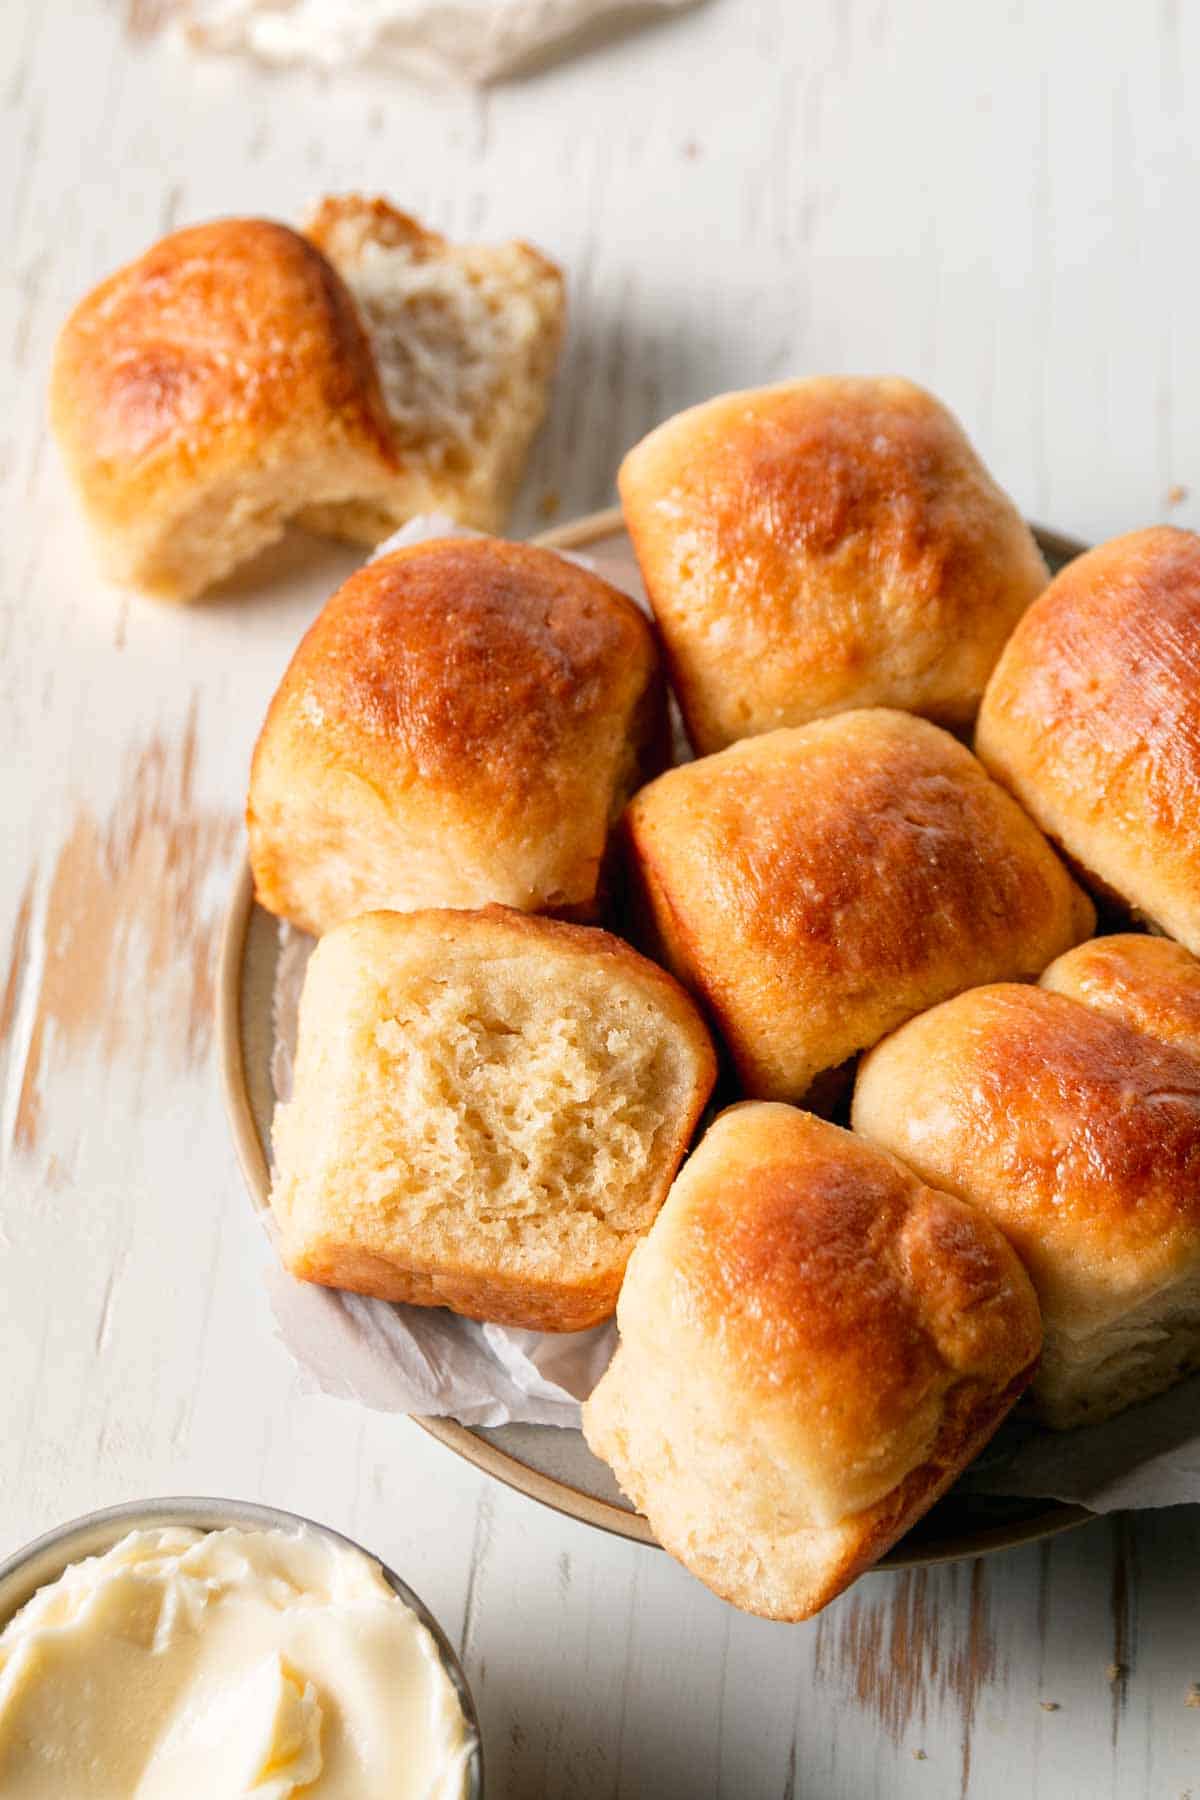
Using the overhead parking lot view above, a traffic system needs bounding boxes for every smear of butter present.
[0,1526,472,1799]
[138,1651,323,1797]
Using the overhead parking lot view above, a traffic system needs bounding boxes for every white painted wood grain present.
[4,0,1200,1792]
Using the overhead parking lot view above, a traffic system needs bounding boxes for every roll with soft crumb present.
[270,906,717,1331]
[302,194,566,542]
[619,376,1049,754]
[976,525,1200,953]
[249,535,667,935]
[853,934,1200,1428]
[582,1103,1041,1620]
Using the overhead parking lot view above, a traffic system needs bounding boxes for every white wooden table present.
[4,2,1200,1792]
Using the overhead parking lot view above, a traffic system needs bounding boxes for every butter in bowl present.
[0,1497,482,1798]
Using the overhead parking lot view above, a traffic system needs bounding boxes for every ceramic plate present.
[218,509,1093,1566]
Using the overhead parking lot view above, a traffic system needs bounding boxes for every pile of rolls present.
[250,373,1200,1619]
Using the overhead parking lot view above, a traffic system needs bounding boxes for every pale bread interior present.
[301,198,565,542]
[273,940,704,1303]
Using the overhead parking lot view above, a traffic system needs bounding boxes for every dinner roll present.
[270,907,717,1331]
[623,708,1094,1102]
[853,937,1200,1428]
[619,376,1049,754]
[976,526,1200,953]
[50,219,396,601]
[248,536,665,935]
[582,1104,1041,1620]
[1041,932,1200,1058]
[301,194,566,542]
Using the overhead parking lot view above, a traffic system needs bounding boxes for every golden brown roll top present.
[853,934,1200,1428]
[271,906,717,1331]
[623,707,1093,1102]
[582,1103,1041,1620]
[1041,932,1200,1059]
[249,536,665,935]
[976,526,1200,954]
[619,376,1049,754]
[50,219,397,601]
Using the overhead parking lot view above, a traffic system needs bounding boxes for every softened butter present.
[0,1525,472,1797]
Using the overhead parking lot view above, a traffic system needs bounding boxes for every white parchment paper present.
[259,519,1200,1512]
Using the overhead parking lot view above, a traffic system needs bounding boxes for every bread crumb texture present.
[302,195,566,540]
[366,971,674,1236]
[271,909,714,1330]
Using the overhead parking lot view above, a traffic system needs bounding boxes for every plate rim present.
[216,507,1095,1569]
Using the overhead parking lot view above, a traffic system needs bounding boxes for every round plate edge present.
[218,859,271,1215]
[215,508,1096,1568]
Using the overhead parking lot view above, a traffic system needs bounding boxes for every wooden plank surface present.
[3,0,1200,1792]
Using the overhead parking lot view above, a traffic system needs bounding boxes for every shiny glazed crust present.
[976,526,1200,953]
[853,938,1200,1426]
[1041,932,1200,1058]
[855,980,1200,1332]
[619,376,1049,754]
[582,1104,1041,1619]
[248,536,666,935]
[622,708,1094,1101]
[50,219,397,600]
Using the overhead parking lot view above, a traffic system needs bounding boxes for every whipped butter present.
[0,1525,473,1798]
